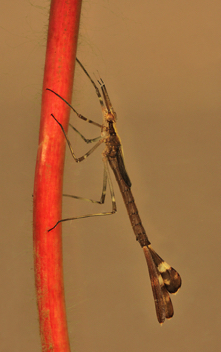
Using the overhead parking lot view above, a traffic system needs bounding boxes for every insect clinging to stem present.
[46,58,181,324]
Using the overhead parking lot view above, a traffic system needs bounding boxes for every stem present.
[33,0,82,351]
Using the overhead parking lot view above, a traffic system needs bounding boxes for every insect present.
[47,58,181,324]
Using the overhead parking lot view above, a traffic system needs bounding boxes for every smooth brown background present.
[1,1,221,351]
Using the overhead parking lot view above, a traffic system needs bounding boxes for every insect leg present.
[48,158,117,232]
[51,114,104,162]
[76,58,106,115]
[47,88,103,129]
[63,164,108,204]
[69,123,101,144]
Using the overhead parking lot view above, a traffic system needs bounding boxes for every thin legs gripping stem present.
[48,159,117,232]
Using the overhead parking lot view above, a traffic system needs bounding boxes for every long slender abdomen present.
[108,155,181,324]
[108,156,150,247]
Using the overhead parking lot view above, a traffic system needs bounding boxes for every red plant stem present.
[33,0,82,350]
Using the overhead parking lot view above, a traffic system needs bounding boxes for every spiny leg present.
[48,158,117,232]
[46,88,102,128]
[69,123,101,144]
[76,58,106,115]
[48,112,113,231]
[63,165,108,204]
[51,114,104,162]
[76,59,117,124]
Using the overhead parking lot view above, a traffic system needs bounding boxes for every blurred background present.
[1,1,221,351]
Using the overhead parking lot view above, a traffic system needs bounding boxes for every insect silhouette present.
[47,58,181,324]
